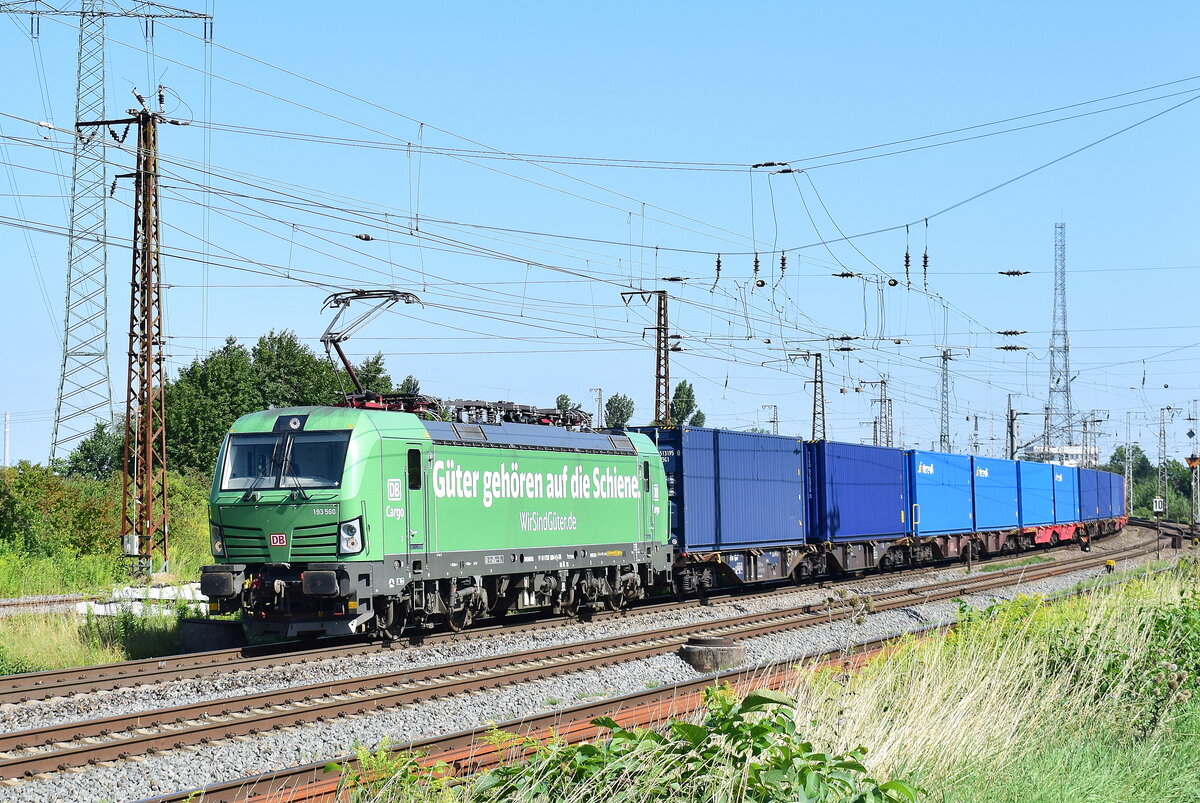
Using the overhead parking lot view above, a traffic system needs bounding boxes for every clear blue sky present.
[3,2,1199,466]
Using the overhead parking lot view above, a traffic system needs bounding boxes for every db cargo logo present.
[387,479,404,501]
[269,533,287,547]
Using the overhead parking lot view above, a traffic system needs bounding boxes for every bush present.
[0,463,211,594]
[474,686,918,803]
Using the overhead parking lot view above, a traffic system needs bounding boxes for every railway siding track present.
[0,539,1155,782]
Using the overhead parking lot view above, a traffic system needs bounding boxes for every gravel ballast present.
[2,528,1180,803]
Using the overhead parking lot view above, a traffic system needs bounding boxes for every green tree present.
[58,420,124,480]
[166,333,400,473]
[0,469,29,550]
[555,393,576,411]
[353,352,392,395]
[1103,444,1154,482]
[252,330,339,408]
[669,380,706,426]
[0,461,117,555]
[166,337,261,473]
[604,393,635,428]
[397,374,421,394]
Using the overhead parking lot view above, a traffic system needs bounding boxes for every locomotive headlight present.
[209,523,226,557]
[338,517,365,555]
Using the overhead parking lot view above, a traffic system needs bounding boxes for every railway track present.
[0,538,1157,784]
[0,594,98,615]
[0,523,1142,705]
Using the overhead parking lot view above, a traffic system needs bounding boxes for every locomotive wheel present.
[384,601,409,640]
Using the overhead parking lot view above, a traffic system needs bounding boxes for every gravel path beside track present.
[3,528,1180,803]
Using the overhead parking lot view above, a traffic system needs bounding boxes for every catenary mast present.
[1047,223,1075,451]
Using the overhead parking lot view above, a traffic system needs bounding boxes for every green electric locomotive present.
[200,405,672,639]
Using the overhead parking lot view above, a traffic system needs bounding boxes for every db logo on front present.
[270,533,287,546]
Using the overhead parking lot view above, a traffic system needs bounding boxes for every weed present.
[325,738,457,801]
[975,554,1052,573]
[471,685,918,802]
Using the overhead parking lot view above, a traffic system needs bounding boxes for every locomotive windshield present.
[220,431,351,491]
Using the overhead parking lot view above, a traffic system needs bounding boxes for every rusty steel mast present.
[81,89,177,576]
[123,96,168,577]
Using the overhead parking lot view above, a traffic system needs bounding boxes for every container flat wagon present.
[634,426,1127,585]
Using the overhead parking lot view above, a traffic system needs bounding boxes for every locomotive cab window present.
[220,431,351,491]
[407,449,422,490]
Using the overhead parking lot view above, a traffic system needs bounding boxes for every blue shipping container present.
[1017,461,1054,527]
[1111,473,1126,517]
[1096,471,1113,519]
[809,441,908,542]
[1078,468,1101,521]
[908,451,974,536]
[972,456,1019,531]
[633,427,806,552]
[1054,465,1081,524]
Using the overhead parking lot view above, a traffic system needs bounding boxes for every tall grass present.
[792,561,1200,802]
[0,550,122,597]
[0,605,187,674]
[0,464,212,596]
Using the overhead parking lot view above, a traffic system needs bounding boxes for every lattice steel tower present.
[1048,223,1075,447]
[51,0,111,459]
[1158,406,1174,514]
